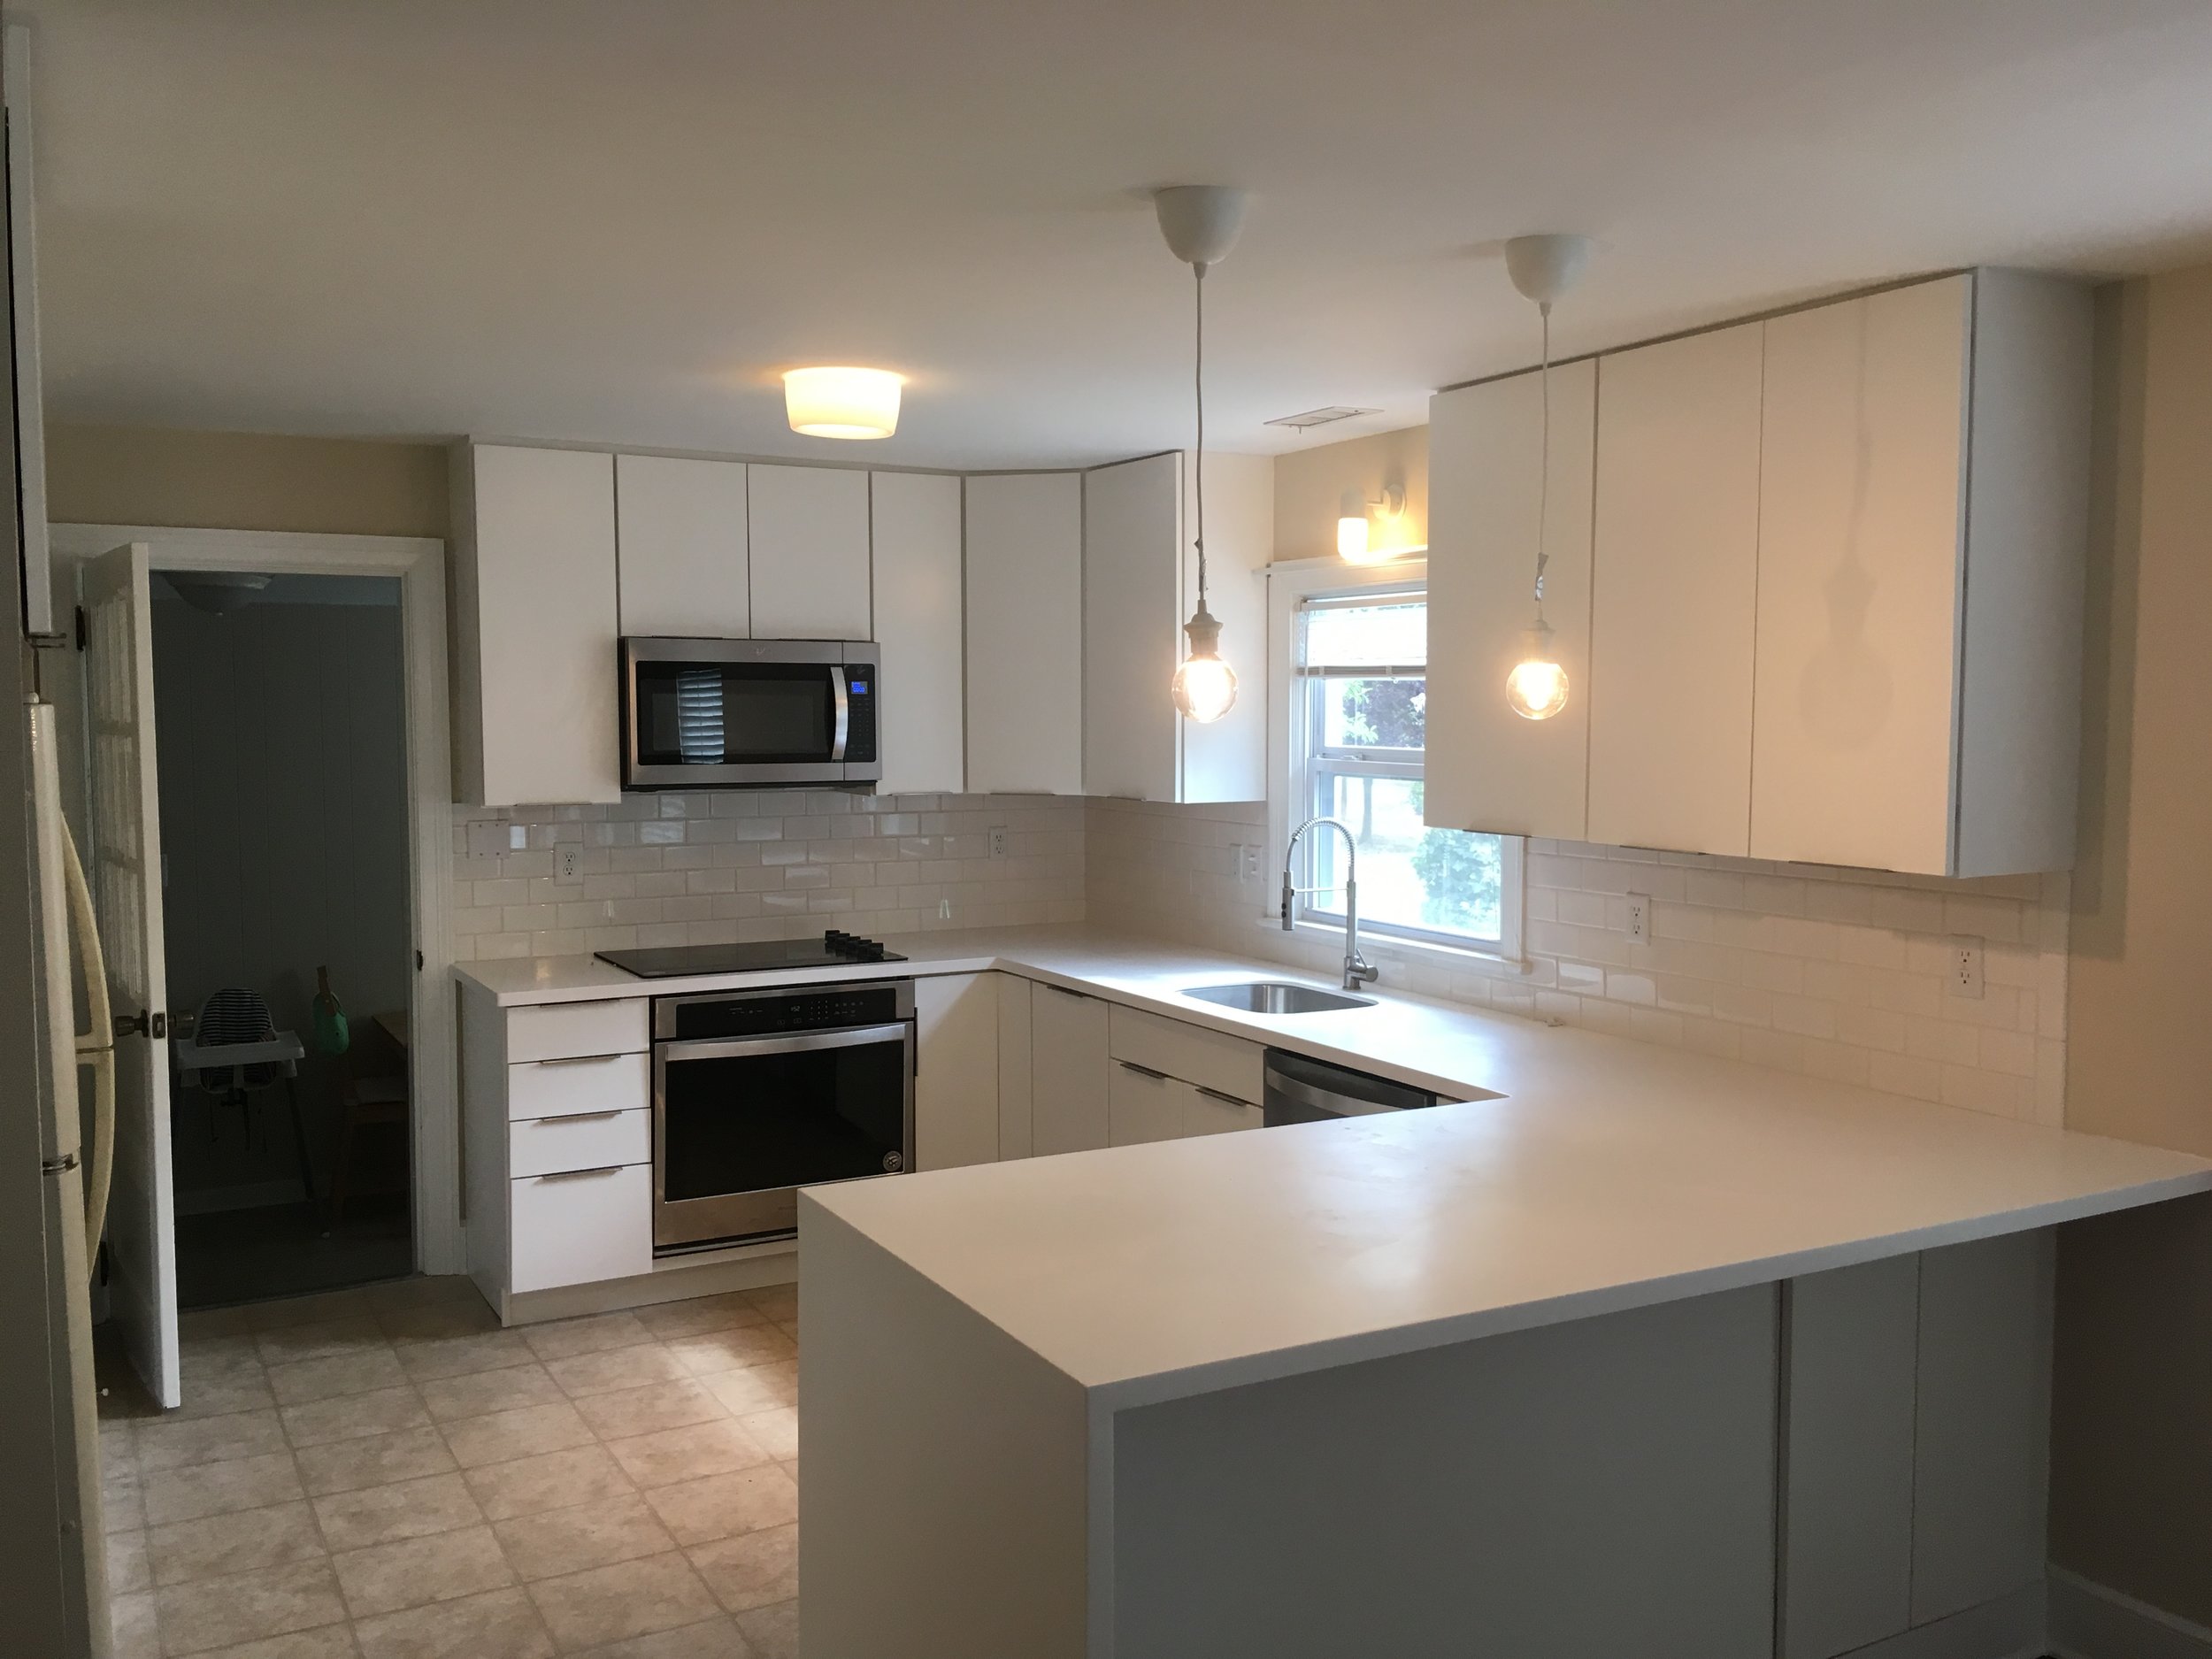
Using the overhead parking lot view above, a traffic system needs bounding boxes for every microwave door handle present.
[830,665,850,762]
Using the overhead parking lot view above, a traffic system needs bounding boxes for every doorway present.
[51,525,458,1409]
[153,568,413,1303]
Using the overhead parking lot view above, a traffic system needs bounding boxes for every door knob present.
[112,1010,171,1040]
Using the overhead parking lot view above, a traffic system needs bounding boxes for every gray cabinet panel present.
[1781,1255,1920,1659]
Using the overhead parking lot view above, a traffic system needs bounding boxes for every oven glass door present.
[632,659,845,769]
[654,1023,912,1248]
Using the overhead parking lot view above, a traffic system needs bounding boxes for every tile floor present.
[97,1274,802,1657]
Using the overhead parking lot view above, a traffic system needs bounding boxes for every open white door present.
[81,541,180,1408]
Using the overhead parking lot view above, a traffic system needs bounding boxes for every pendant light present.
[1502,234,1590,722]
[1155,185,1248,725]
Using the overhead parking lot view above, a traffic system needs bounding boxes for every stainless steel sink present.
[1182,981,1377,1015]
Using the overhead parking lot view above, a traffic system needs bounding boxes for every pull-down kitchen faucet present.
[1280,817,1379,992]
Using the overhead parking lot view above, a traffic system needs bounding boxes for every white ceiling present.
[27,0,2212,469]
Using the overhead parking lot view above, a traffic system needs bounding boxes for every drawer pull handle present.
[1117,1060,1169,1081]
[534,1052,624,1066]
[535,1110,623,1124]
[534,1165,622,1182]
[1194,1086,1249,1107]
[1044,984,1089,1001]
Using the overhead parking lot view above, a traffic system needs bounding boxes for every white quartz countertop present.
[460,928,2212,1406]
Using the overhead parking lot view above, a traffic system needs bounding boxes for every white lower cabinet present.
[1779,1231,2054,1659]
[509,1164,653,1294]
[1029,982,1111,1155]
[1109,1064,1262,1146]
[914,973,1002,1171]
[508,1108,651,1179]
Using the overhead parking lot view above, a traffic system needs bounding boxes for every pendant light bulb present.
[1506,622,1570,721]
[1155,186,1249,724]
[1171,604,1238,724]
[1500,234,1590,723]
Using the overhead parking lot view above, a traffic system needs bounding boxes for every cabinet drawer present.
[1109,1004,1263,1104]
[507,1049,649,1122]
[510,1108,651,1179]
[508,999,649,1064]
[1110,1063,1263,1146]
[510,1163,652,1293]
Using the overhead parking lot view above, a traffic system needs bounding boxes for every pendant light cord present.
[1193,260,1209,611]
[1533,299,1551,619]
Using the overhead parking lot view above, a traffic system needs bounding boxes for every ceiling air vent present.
[1263,406,1379,431]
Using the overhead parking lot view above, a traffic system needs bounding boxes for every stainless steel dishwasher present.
[1261,1048,1448,1126]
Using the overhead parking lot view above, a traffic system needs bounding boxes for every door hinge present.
[74,603,87,650]
[416,949,425,971]
[40,1150,80,1176]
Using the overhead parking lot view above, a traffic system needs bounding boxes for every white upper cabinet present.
[748,463,872,640]
[964,472,1084,795]
[614,453,749,638]
[1083,449,1270,803]
[870,471,965,795]
[450,443,622,806]
[1586,322,1766,856]
[1751,280,1968,875]
[1083,453,1179,801]
[1754,272,2091,877]
[1425,358,1597,840]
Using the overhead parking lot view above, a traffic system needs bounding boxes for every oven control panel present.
[658,980,913,1041]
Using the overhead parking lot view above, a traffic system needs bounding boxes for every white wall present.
[151,578,411,1197]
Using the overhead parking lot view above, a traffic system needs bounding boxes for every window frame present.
[1263,557,1525,964]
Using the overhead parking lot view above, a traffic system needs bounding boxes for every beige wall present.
[1271,424,1426,563]
[2049,269,2212,1628]
[46,424,449,540]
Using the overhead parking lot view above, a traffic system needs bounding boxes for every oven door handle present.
[661,1022,910,1064]
[829,665,850,762]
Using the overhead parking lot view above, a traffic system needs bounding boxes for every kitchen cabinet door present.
[1425,360,1597,839]
[451,443,622,806]
[1084,452,1180,802]
[1751,280,1968,875]
[964,472,1083,795]
[1780,1256,1919,1659]
[615,453,749,638]
[914,973,1000,1171]
[1586,323,1764,855]
[1109,1063,1262,1146]
[870,471,965,795]
[748,463,872,639]
[1028,982,1109,1156]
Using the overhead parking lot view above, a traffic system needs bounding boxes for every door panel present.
[81,541,180,1408]
[1587,324,1764,856]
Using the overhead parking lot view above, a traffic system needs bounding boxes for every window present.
[1288,586,1519,956]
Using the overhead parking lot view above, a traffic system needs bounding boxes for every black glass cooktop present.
[595,931,907,979]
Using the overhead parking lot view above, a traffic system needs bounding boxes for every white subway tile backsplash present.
[449,793,1086,964]
[1086,797,2070,1129]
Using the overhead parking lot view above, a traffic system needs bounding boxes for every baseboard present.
[2048,1568,2212,1659]
[1835,1582,2047,1659]
[500,1246,798,1325]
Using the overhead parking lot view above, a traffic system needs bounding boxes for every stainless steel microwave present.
[621,637,880,788]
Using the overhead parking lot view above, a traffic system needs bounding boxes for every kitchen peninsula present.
[781,933,2212,1659]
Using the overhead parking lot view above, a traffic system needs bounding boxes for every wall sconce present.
[1337,482,1409,565]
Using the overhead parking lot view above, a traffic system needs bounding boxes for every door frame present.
[49,523,463,1276]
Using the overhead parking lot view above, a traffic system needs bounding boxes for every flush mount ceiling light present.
[1155,184,1248,726]
[1501,233,1591,722]
[783,365,903,440]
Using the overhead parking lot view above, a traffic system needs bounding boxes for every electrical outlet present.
[1242,843,1263,882]
[1625,893,1650,944]
[988,827,1010,861]
[1949,936,1985,999]
[554,845,583,886]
